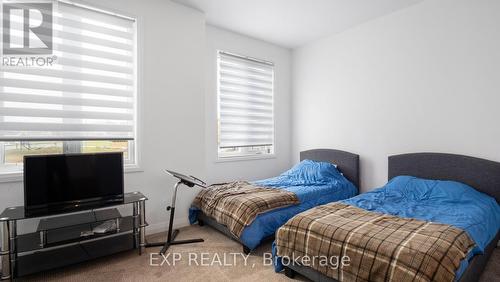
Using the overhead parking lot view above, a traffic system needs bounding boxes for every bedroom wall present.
[0,0,207,234]
[204,26,292,183]
[291,0,500,192]
[0,1,293,234]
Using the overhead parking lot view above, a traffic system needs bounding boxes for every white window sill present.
[215,154,276,163]
[0,165,143,183]
[123,164,144,174]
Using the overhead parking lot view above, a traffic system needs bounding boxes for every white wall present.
[292,0,500,192]
[0,0,207,234]
[204,26,292,183]
[0,1,293,234]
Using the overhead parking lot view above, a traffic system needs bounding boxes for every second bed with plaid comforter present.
[189,160,358,249]
[192,181,300,237]
[275,202,476,282]
[274,176,500,281]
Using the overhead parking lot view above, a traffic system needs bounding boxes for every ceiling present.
[173,0,422,48]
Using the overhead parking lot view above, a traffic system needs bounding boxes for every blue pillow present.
[383,175,490,202]
[279,159,343,183]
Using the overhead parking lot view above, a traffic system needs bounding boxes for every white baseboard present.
[145,219,191,236]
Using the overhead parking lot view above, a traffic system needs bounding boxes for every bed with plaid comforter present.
[275,202,476,282]
[192,181,300,237]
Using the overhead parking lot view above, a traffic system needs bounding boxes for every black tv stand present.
[0,192,148,280]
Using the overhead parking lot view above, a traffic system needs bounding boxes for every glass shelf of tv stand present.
[16,214,144,253]
[0,192,147,221]
[0,192,148,253]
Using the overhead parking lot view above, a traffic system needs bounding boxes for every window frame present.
[215,50,276,161]
[0,2,142,182]
[0,140,140,183]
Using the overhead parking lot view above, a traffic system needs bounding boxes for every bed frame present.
[197,148,360,254]
[283,152,500,282]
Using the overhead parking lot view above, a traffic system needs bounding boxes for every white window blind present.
[0,1,136,141]
[217,51,274,151]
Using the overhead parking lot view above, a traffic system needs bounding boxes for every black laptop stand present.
[145,170,205,255]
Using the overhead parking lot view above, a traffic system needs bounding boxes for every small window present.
[217,51,275,159]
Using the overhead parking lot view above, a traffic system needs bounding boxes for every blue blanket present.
[273,175,500,280]
[189,160,358,249]
[343,176,500,279]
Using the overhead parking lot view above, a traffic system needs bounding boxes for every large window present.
[0,140,134,173]
[0,1,137,174]
[217,51,275,159]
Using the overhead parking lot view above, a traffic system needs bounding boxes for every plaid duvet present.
[276,203,476,282]
[192,181,299,237]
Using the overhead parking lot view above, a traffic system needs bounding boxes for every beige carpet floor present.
[19,225,500,282]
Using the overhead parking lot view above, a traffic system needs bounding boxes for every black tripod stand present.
[145,170,205,255]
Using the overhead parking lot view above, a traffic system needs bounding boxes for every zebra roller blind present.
[217,51,274,151]
[0,1,136,141]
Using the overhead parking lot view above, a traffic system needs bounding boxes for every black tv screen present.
[24,152,124,216]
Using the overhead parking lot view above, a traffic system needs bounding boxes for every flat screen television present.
[24,152,125,217]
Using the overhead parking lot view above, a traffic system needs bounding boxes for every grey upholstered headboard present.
[300,149,360,188]
[388,153,500,203]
